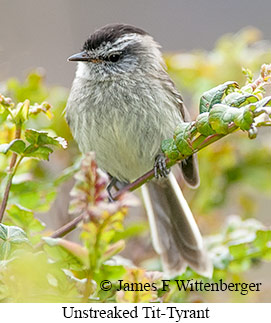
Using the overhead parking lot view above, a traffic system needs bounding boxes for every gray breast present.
[66,76,183,182]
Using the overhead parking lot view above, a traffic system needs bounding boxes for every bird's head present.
[68,23,165,81]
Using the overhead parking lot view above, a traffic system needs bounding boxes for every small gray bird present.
[66,23,212,277]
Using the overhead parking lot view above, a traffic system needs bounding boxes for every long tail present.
[141,170,213,278]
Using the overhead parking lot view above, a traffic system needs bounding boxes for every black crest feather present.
[82,24,148,51]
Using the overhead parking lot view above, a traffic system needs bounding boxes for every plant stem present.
[111,124,238,200]
[9,126,21,168]
[82,273,94,302]
[50,214,84,238]
[34,214,84,249]
[0,125,22,222]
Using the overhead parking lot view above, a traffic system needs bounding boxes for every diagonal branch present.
[111,123,238,200]
[48,125,240,239]
[0,126,22,222]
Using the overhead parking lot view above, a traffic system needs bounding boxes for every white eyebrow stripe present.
[112,33,140,45]
[109,33,142,51]
[90,33,143,58]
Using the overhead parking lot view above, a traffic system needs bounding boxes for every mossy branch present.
[111,64,271,200]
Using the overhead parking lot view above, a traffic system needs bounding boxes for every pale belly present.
[75,112,162,181]
[66,78,183,182]
[70,104,182,182]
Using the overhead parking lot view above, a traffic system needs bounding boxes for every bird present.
[65,23,213,278]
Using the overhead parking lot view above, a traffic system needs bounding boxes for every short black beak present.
[68,51,89,62]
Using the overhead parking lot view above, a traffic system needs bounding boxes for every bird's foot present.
[106,176,129,202]
[106,177,117,202]
[154,154,170,179]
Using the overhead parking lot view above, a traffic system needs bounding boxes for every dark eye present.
[108,52,121,62]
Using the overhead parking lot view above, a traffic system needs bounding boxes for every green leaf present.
[0,224,28,244]
[0,108,9,125]
[43,237,88,270]
[25,128,40,144]
[208,104,234,134]
[254,230,271,260]
[174,122,195,156]
[25,129,67,149]
[233,105,254,131]
[195,112,216,136]
[6,204,45,233]
[161,138,180,161]
[12,100,29,124]
[23,145,53,160]
[199,81,239,113]
[222,92,258,107]
[53,136,68,149]
[253,96,271,113]
[37,132,62,147]
[0,241,11,260]
[208,104,254,133]
[242,67,254,83]
[0,95,14,125]
[256,96,271,107]
[102,240,125,262]
[0,129,65,160]
[229,243,249,258]
[0,139,26,155]
[229,257,252,273]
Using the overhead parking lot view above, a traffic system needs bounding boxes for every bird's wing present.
[160,71,200,188]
